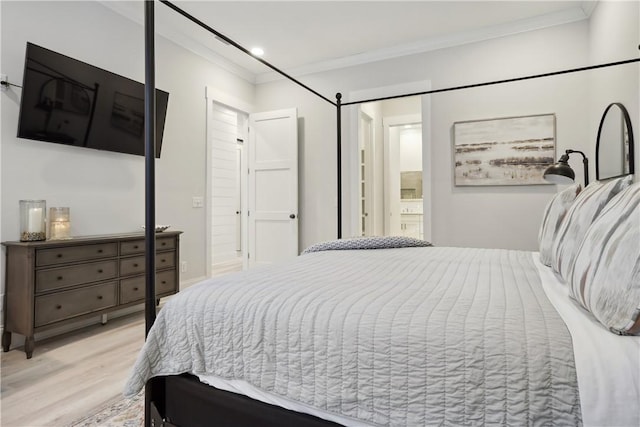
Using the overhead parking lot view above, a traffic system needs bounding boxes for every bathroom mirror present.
[596,102,635,180]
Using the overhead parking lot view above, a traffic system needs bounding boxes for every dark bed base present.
[148,374,343,427]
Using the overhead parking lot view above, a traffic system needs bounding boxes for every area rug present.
[69,392,143,427]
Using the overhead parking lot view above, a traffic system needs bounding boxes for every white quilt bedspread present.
[125,247,582,426]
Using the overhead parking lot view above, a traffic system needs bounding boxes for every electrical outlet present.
[192,196,204,208]
[181,261,187,273]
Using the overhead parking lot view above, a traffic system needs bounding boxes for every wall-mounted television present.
[17,42,169,158]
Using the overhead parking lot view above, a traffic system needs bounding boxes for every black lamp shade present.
[543,160,575,184]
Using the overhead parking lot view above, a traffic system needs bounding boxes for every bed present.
[127,175,640,426]
[126,241,640,426]
[133,2,640,426]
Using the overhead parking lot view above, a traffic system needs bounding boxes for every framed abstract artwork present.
[453,114,556,186]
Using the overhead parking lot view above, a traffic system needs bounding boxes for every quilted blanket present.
[125,247,582,426]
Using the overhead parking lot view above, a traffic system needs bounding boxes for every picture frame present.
[453,113,556,186]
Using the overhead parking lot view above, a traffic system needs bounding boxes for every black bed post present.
[143,0,157,342]
[144,1,157,426]
[336,93,342,239]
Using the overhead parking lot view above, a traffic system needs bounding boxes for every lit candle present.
[27,207,43,232]
[50,221,71,239]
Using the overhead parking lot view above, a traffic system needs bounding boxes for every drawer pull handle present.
[162,281,167,284]
[133,287,139,291]
[161,259,166,263]
[97,295,103,300]
[97,249,103,253]
[57,254,63,258]
[57,276,63,281]
[161,242,166,246]
[97,269,103,273]
[133,263,138,267]
[56,304,62,310]
[133,245,139,249]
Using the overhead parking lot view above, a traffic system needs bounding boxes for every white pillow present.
[568,182,640,335]
[551,175,633,280]
[538,183,581,267]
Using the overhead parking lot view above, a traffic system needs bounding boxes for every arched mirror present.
[596,102,635,180]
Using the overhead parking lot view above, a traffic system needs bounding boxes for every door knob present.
[289,214,296,219]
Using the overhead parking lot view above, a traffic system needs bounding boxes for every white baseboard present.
[179,275,207,290]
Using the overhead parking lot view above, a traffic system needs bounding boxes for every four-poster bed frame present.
[141,1,640,425]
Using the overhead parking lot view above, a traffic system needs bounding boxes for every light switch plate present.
[192,196,204,208]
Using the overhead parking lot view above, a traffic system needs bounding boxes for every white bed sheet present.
[533,252,640,427]
[195,252,640,427]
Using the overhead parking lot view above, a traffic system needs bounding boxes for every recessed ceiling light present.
[250,47,264,57]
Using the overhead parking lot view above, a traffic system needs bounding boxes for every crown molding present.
[97,1,595,87]
[255,5,592,84]
[96,1,258,84]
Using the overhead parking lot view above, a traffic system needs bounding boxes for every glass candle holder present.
[49,207,71,240]
[19,200,47,242]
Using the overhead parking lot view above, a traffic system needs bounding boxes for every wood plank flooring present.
[1,262,242,427]
[1,310,146,426]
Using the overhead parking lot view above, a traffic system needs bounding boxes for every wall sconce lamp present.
[543,149,589,186]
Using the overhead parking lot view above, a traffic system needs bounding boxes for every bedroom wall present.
[255,20,592,251]
[587,0,639,181]
[0,1,254,334]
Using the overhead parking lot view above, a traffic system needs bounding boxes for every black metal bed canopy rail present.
[160,0,640,109]
[159,0,337,106]
[343,56,640,106]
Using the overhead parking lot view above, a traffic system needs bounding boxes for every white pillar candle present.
[27,207,43,232]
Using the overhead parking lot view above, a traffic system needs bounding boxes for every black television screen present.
[17,42,169,158]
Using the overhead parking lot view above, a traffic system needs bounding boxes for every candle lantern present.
[49,207,71,240]
[19,200,46,242]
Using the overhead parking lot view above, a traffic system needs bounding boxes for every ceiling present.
[100,1,597,83]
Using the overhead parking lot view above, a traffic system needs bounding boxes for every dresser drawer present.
[36,243,118,267]
[119,269,177,304]
[36,260,118,293]
[120,236,176,256]
[34,282,117,327]
[120,252,176,276]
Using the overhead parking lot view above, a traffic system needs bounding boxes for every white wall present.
[399,128,422,172]
[0,1,255,331]
[1,1,636,330]
[588,0,639,181]
[256,20,593,251]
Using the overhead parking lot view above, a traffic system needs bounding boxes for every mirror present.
[596,102,635,180]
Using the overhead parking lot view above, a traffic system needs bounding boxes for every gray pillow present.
[568,182,640,335]
[302,236,432,254]
[551,175,633,280]
[538,183,581,267]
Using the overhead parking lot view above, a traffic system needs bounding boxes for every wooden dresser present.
[2,231,182,359]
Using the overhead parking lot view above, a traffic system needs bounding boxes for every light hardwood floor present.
[1,260,242,427]
[1,309,147,426]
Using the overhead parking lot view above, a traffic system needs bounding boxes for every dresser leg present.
[24,336,35,359]
[2,330,11,352]
[101,314,108,325]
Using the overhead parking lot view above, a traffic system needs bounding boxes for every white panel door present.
[248,108,298,267]
[209,103,242,265]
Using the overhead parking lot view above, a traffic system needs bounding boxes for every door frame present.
[347,80,432,242]
[204,86,253,277]
[359,110,374,236]
[383,115,422,236]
